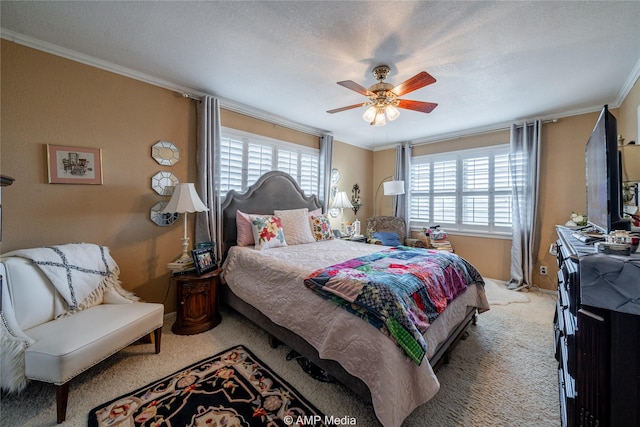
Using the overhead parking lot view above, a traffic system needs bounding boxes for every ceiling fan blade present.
[392,72,436,97]
[327,102,369,114]
[397,99,438,113]
[337,80,374,96]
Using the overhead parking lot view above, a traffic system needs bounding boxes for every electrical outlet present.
[539,265,547,275]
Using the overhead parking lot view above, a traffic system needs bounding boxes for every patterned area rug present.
[88,345,328,427]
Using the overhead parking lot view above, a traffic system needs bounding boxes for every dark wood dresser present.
[554,227,640,426]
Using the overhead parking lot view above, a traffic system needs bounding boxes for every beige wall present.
[535,112,602,289]
[0,41,365,314]
[371,148,397,217]
[221,109,319,149]
[619,76,640,144]
[330,141,373,229]
[1,40,196,313]
[3,39,639,301]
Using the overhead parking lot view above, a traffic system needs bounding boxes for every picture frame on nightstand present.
[191,247,216,275]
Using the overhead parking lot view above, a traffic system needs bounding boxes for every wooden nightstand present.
[171,268,222,335]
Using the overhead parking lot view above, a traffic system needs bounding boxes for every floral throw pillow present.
[309,214,334,241]
[251,216,287,250]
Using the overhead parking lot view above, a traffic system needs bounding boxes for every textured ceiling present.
[2,1,640,149]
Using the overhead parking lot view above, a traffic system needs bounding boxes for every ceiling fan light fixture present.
[363,105,377,123]
[385,104,400,121]
[372,109,386,126]
[330,65,437,124]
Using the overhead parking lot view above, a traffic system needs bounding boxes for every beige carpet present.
[483,277,531,305]
[1,285,558,427]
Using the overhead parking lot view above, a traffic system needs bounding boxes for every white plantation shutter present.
[410,162,431,223]
[462,157,489,226]
[220,136,244,194]
[247,143,273,185]
[277,149,297,176]
[299,153,319,196]
[433,160,457,224]
[410,145,517,234]
[219,128,319,198]
[494,153,513,227]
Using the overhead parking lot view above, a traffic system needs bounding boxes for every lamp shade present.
[363,105,377,123]
[331,191,354,209]
[620,144,640,182]
[385,104,400,121]
[161,183,208,213]
[383,180,405,196]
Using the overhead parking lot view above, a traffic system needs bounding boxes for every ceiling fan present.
[327,65,438,126]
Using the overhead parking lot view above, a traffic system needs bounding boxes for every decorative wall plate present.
[151,141,180,166]
[331,168,340,185]
[329,186,339,217]
[150,201,179,226]
[151,171,179,196]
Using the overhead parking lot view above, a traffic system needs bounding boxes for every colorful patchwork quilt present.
[304,246,484,364]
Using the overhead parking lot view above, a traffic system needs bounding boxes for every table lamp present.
[331,191,353,234]
[161,183,209,264]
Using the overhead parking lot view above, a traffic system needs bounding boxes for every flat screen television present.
[585,105,630,233]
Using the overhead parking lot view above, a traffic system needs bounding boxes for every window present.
[410,145,516,235]
[219,129,319,198]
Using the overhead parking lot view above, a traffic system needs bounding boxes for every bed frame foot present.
[472,314,478,325]
[268,335,281,348]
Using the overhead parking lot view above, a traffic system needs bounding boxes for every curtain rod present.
[181,92,202,101]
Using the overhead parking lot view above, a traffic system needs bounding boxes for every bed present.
[220,171,490,427]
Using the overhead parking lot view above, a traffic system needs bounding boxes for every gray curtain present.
[508,120,542,290]
[392,142,411,240]
[319,133,333,211]
[195,95,223,264]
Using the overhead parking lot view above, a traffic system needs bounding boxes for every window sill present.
[410,227,512,240]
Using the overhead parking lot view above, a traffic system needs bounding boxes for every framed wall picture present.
[191,247,216,275]
[47,144,103,184]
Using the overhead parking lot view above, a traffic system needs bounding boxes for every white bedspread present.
[222,239,489,427]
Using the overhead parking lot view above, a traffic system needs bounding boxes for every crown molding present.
[1,29,199,96]
[0,28,328,139]
[3,27,636,151]
[617,55,640,107]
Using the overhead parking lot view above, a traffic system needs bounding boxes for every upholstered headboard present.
[220,171,323,259]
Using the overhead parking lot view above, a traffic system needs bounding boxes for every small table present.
[171,268,222,335]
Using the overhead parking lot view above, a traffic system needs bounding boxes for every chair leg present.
[153,327,162,354]
[56,382,70,424]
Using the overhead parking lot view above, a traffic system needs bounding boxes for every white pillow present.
[274,208,316,245]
